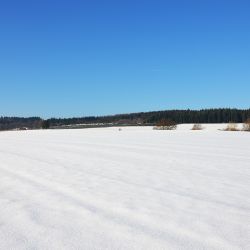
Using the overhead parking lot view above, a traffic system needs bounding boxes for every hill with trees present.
[1,108,250,130]
[47,108,250,128]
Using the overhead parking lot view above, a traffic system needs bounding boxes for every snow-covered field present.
[0,126,249,250]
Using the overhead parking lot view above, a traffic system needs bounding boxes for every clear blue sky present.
[0,0,249,118]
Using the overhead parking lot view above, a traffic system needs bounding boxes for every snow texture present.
[0,125,249,249]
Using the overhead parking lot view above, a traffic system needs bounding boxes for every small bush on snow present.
[154,119,177,130]
[242,118,250,131]
[191,124,203,130]
[224,122,239,131]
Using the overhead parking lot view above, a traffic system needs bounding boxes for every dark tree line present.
[1,108,250,131]
[48,108,250,127]
[0,117,42,131]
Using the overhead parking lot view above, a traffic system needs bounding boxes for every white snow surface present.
[0,126,249,250]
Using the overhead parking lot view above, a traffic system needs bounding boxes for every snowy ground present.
[0,126,249,250]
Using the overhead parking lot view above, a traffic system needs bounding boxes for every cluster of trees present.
[0,117,42,131]
[1,108,250,131]
[0,117,51,131]
[142,108,250,124]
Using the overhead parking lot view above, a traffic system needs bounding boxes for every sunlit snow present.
[0,125,249,249]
